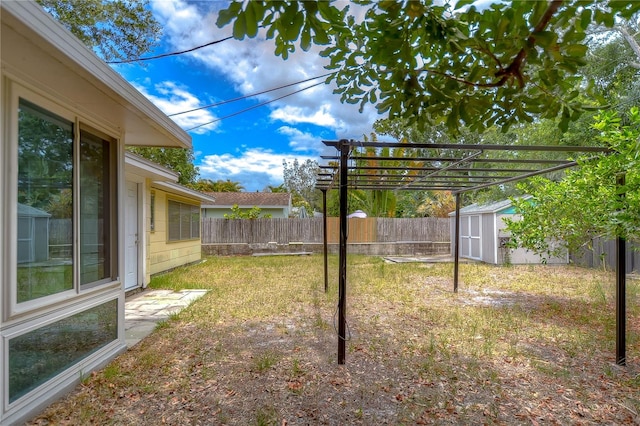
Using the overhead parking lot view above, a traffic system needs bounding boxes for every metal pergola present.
[315,139,628,366]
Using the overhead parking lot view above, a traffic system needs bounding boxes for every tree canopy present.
[283,159,320,211]
[191,179,245,192]
[506,107,640,257]
[127,147,199,186]
[37,0,162,62]
[217,0,640,133]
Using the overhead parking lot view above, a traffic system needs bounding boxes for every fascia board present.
[1,1,191,149]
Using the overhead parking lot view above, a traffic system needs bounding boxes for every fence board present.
[571,237,640,273]
[201,217,449,244]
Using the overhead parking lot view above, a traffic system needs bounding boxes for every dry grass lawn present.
[30,255,640,425]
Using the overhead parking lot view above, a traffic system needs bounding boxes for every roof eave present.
[1,1,191,149]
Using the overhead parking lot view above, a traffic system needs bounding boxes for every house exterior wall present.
[0,3,191,423]
[149,189,202,275]
[1,76,127,425]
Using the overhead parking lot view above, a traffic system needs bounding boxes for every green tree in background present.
[264,184,287,193]
[192,179,244,192]
[127,147,199,186]
[506,108,640,258]
[224,204,272,219]
[39,0,201,183]
[36,0,162,62]
[283,159,320,212]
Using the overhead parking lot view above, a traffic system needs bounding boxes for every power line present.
[106,36,234,64]
[186,80,327,132]
[170,72,336,116]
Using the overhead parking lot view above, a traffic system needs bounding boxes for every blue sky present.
[113,1,381,191]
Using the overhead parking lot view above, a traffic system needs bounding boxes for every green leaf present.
[232,12,247,40]
[300,25,311,51]
[579,8,591,32]
[446,108,459,131]
[564,44,587,58]
[245,2,258,38]
[216,2,242,27]
[309,18,330,44]
[534,31,557,48]
[453,0,477,10]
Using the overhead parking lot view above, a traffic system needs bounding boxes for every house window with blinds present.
[167,200,200,241]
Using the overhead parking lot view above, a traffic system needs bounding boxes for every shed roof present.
[448,197,531,216]
[18,203,51,218]
[202,192,291,208]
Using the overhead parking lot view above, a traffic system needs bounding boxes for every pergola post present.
[616,173,626,366]
[316,138,614,365]
[453,193,461,293]
[322,188,328,293]
[338,139,349,364]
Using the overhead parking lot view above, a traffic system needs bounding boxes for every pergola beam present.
[321,155,574,165]
[322,140,610,153]
[317,139,615,365]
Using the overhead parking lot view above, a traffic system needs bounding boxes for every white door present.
[124,181,139,290]
[460,215,482,260]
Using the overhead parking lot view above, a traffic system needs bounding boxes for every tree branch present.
[615,25,640,65]
[412,1,565,91]
[495,0,564,88]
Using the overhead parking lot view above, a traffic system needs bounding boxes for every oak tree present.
[217,0,640,132]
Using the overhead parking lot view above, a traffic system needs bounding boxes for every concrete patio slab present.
[124,289,208,347]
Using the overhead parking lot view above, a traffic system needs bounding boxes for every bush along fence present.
[201,217,451,256]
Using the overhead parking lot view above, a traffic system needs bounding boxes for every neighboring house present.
[1,2,191,423]
[201,192,292,218]
[448,198,568,265]
[125,153,215,291]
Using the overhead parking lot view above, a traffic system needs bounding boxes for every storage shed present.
[449,198,567,265]
[17,204,51,264]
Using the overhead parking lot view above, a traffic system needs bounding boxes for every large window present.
[8,299,118,403]
[17,100,73,302]
[80,130,116,286]
[168,200,200,241]
[16,98,117,304]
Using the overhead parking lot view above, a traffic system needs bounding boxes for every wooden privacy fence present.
[571,237,640,273]
[201,217,450,244]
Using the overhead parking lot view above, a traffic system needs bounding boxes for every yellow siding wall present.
[149,188,202,276]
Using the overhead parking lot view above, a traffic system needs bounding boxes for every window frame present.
[5,82,120,319]
[150,190,156,232]
[167,198,200,242]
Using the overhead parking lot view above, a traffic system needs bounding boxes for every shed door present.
[124,181,139,290]
[461,215,482,260]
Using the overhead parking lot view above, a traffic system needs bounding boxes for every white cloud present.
[270,104,338,128]
[150,1,383,140]
[198,148,316,191]
[277,126,325,153]
[133,81,218,134]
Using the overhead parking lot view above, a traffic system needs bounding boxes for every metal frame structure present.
[316,139,627,366]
